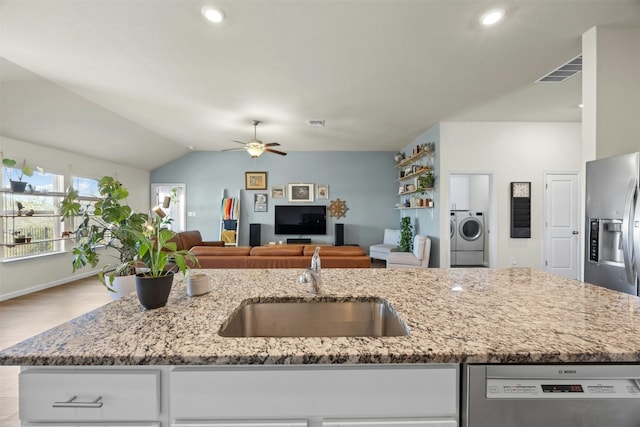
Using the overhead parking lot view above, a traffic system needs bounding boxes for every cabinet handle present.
[52,395,103,408]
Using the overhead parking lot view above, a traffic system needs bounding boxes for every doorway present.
[543,172,580,279]
[151,183,186,232]
[448,172,496,268]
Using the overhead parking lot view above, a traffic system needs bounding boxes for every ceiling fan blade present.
[231,140,248,145]
[264,142,280,147]
[221,147,244,152]
[265,148,287,156]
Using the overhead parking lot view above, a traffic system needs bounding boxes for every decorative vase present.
[135,272,174,309]
[10,181,27,193]
[105,274,137,301]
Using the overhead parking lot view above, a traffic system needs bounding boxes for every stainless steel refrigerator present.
[585,152,639,296]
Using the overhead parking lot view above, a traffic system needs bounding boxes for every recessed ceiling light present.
[480,8,505,26]
[202,6,225,23]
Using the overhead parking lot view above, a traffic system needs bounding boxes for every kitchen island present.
[1,268,638,365]
[1,268,639,427]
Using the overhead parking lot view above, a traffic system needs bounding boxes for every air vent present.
[307,119,325,127]
[536,55,582,83]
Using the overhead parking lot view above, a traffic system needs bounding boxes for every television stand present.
[287,238,312,244]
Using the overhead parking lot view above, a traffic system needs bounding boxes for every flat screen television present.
[274,205,327,235]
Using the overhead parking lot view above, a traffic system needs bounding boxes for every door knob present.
[572,230,579,235]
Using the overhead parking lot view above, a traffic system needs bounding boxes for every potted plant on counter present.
[121,214,198,309]
[61,176,151,299]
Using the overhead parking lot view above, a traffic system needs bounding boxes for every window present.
[2,170,64,259]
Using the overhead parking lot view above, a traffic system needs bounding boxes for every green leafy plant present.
[417,171,435,194]
[123,214,197,279]
[1,152,35,182]
[61,176,153,290]
[399,216,414,252]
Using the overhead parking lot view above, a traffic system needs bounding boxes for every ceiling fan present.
[223,120,287,158]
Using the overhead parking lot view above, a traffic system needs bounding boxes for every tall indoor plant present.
[61,176,197,308]
[399,216,413,252]
[61,176,148,297]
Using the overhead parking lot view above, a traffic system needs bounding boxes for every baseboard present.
[0,270,99,302]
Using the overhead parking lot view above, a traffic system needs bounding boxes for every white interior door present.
[544,173,580,279]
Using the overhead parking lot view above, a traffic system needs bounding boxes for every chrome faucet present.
[299,246,322,294]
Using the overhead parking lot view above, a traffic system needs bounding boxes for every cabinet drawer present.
[323,419,457,426]
[19,369,160,422]
[173,421,307,427]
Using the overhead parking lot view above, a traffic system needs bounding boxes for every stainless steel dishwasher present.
[462,364,640,426]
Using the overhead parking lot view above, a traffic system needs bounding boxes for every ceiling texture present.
[1,0,640,170]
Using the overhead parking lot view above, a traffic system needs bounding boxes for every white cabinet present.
[18,365,458,427]
[450,175,469,211]
[19,368,161,424]
[170,365,458,422]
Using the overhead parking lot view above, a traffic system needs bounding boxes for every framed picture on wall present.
[254,193,268,212]
[245,171,267,190]
[317,184,329,200]
[271,186,285,199]
[288,183,314,202]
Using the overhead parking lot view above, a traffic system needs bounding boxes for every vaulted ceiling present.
[1,1,639,170]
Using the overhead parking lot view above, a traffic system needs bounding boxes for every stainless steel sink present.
[218,298,409,337]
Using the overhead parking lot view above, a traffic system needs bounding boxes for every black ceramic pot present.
[135,272,174,309]
[10,181,27,193]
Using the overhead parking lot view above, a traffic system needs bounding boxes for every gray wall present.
[151,151,398,253]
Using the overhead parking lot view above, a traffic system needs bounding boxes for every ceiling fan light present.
[246,143,264,158]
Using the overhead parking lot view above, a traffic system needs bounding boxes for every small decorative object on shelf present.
[394,152,405,163]
[13,231,26,244]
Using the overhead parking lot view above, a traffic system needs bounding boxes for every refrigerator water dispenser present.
[589,219,624,265]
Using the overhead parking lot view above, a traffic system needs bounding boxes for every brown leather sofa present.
[189,244,370,268]
[169,230,225,251]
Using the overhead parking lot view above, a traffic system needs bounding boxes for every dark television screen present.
[274,205,327,235]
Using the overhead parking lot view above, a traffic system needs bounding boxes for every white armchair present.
[387,234,431,269]
[369,228,401,262]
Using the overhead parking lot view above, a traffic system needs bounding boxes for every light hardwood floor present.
[0,277,111,427]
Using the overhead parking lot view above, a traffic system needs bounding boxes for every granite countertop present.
[1,268,639,365]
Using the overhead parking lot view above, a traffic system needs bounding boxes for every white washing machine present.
[454,211,484,266]
[450,212,457,266]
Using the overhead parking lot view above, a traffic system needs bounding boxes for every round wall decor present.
[328,198,348,219]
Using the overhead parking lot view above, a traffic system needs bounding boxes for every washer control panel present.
[486,378,640,399]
